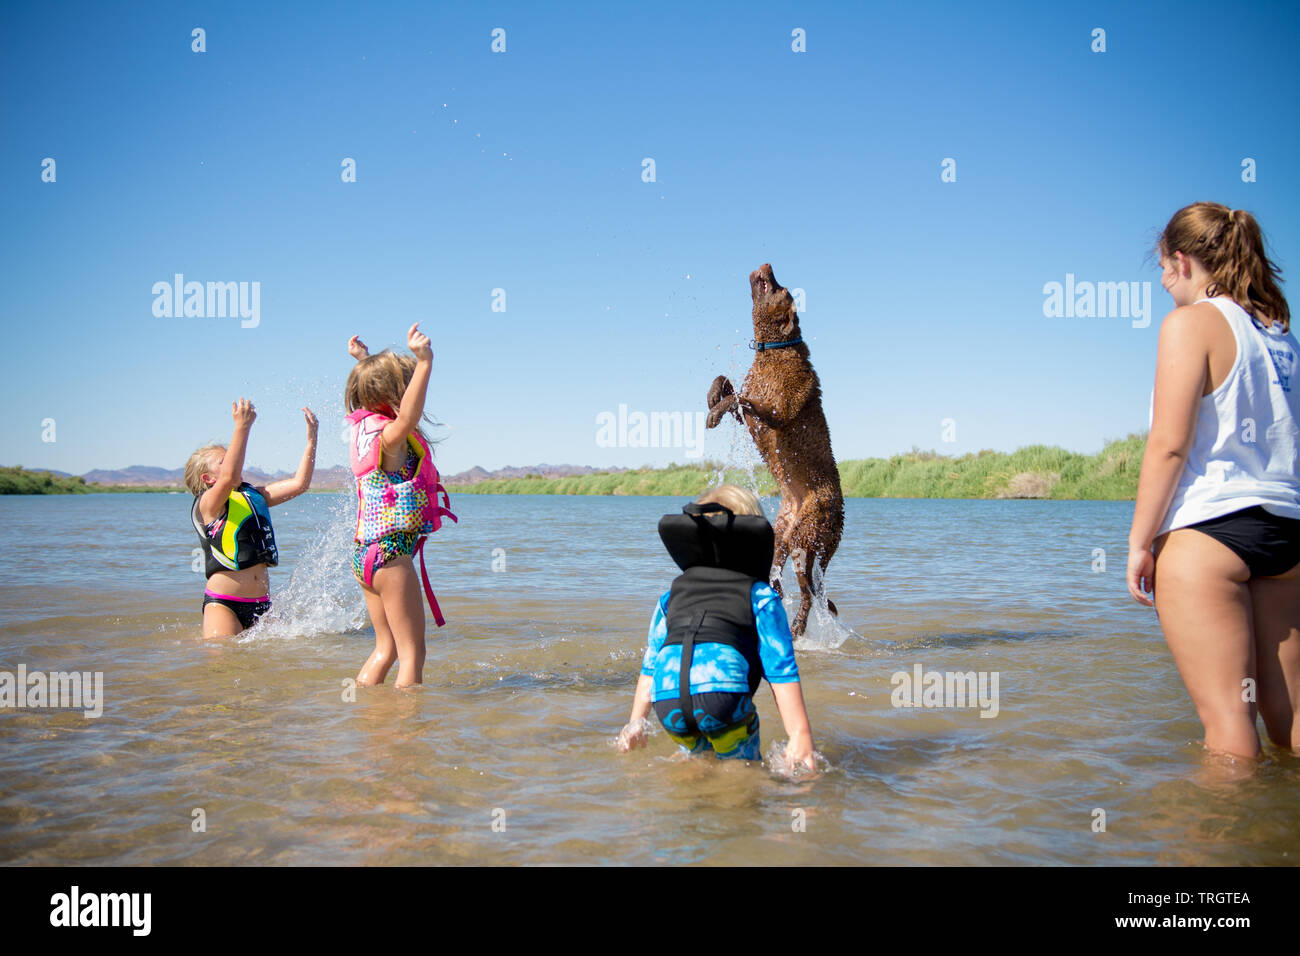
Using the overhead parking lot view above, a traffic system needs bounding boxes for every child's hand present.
[616,718,650,752]
[406,323,433,363]
[785,731,816,772]
[302,407,318,441]
[347,335,369,360]
[232,398,256,429]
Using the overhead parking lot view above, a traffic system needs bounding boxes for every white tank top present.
[1155,296,1300,535]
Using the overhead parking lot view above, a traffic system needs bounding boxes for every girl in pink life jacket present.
[344,326,456,688]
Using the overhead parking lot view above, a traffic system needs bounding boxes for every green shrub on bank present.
[4,434,1151,500]
[460,462,778,497]
[0,467,187,495]
[0,467,91,495]
[449,435,1149,500]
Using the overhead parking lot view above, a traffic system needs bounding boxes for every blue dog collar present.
[750,336,804,351]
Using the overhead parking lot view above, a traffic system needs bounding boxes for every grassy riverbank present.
[447,434,1147,500]
[0,468,180,495]
[0,468,92,494]
[4,434,1147,499]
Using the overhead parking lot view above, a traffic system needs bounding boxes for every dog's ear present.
[780,306,798,338]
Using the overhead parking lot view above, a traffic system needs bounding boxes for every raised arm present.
[263,408,319,506]
[381,323,433,452]
[347,335,370,361]
[199,398,256,524]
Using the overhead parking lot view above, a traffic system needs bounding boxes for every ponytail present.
[1157,202,1290,331]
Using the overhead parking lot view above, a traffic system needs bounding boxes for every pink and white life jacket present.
[346,408,457,625]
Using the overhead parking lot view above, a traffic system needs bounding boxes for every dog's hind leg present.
[770,539,788,599]
[768,497,798,599]
[815,515,843,619]
[788,496,843,635]
[810,494,844,620]
[813,552,838,618]
[791,543,843,635]
[790,544,813,637]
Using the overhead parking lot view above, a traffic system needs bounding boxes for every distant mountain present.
[446,465,492,484]
[303,465,354,489]
[76,464,356,490]
[66,462,624,488]
[442,463,629,485]
[81,466,186,486]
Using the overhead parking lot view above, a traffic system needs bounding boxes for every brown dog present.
[705,263,844,636]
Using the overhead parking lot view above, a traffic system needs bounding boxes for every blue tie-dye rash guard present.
[640,582,800,701]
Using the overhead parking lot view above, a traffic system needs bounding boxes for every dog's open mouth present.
[750,264,778,301]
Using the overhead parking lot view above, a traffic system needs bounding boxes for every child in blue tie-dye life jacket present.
[616,485,816,769]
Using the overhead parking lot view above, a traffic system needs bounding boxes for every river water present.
[1,492,1296,865]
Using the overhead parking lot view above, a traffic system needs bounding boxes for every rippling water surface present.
[2,492,1297,865]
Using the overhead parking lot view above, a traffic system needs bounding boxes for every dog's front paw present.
[706,404,730,429]
[706,375,734,410]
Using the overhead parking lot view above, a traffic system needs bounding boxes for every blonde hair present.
[1157,202,1289,331]
[344,350,432,440]
[184,444,224,496]
[696,483,762,516]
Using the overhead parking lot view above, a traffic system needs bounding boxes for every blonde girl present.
[186,399,318,638]
[344,325,455,687]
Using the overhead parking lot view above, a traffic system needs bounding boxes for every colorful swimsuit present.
[346,408,456,624]
[351,532,421,585]
[351,448,422,584]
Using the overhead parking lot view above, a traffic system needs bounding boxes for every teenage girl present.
[185,399,318,638]
[1128,202,1300,759]
[345,325,455,687]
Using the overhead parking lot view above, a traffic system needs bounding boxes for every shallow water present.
[1,492,1298,865]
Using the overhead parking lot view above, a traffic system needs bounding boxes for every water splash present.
[613,717,656,752]
[241,489,368,643]
[783,558,861,652]
[765,740,832,780]
[706,343,769,499]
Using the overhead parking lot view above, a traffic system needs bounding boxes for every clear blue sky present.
[4,0,1299,476]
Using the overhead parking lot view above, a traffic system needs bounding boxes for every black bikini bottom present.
[1185,506,1300,578]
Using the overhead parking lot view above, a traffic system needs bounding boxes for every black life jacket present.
[192,482,279,578]
[657,502,775,734]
